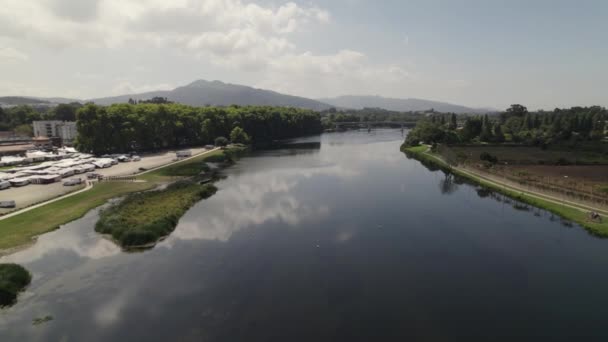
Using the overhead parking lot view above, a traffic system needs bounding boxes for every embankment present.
[402,144,608,237]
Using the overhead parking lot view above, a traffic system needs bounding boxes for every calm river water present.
[2,130,608,341]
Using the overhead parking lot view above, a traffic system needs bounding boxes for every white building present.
[33,121,77,145]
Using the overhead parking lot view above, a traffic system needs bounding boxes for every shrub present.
[215,136,229,147]
[0,263,32,307]
[480,152,498,164]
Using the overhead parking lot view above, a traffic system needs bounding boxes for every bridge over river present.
[333,121,417,130]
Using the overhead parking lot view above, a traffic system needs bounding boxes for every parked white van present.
[0,180,10,190]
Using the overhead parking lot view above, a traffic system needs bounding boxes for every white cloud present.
[0,0,411,98]
[111,81,175,95]
[0,46,29,61]
[256,50,412,98]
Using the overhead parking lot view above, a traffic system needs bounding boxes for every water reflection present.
[1,205,121,266]
[439,173,459,195]
[2,130,608,342]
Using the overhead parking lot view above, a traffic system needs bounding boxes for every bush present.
[0,263,32,307]
[480,152,498,164]
[215,136,229,147]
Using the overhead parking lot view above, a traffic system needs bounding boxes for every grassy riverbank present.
[402,145,608,237]
[95,181,217,248]
[0,147,245,253]
[0,182,154,251]
[140,145,248,182]
[0,263,32,307]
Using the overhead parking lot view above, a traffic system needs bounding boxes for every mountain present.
[319,95,493,114]
[90,80,332,111]
[0,96,81,107]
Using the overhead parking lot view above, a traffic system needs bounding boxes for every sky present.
[0,0,606,110]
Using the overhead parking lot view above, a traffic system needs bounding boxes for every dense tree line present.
[75,103,322,154]
[0,103,81,135]
[322,107,425,126]
[405,104,607,147]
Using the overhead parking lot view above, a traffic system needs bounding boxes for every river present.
[2,129,608,341]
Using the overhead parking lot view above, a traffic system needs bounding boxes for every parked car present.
[63,178,83,186]
[0,200,16,208]
[87,173,101,179]
[132,156,141,162]
[0,180,10,190]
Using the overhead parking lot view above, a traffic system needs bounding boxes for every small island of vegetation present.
[96,181,217,248]
[0,263,32,307]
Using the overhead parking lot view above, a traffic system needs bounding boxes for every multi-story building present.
[33,121,77,146]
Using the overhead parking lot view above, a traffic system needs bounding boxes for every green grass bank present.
[0,182,154,251]
[402,144,608,237]
[139,145,248,182]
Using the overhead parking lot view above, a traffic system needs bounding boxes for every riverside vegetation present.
[75,103,322,154]
[95,181,217,248]
[401,144,608,237]
[402,104,608,235]
[97,144,248,248]
[0,263,31,307]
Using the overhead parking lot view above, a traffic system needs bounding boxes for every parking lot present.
[0,147,208,214]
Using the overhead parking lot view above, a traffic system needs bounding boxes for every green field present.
[403,145,608,236]
[95,181,217,248]
[0,182,153,251]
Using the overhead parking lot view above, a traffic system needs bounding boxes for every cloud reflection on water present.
[162,163,351,246]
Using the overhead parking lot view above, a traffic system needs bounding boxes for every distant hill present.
[319,95,493,114]
[0,96,81,108]
[1,82,497,114]
[90,80,332,111]
[0,96,52,106]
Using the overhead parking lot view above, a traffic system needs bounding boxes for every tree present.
[480,152,498,164]
[503,116,522,135]
[404,120,445,146]
[493,123,505,143]
[139,97,172,104]
[50,103,78,121]
[506,104,528,117]
[214,136,229,147]
[479,115,493,142]
[460,117,482,141]
[229,126,250,144]
[14,124,33,137]
[448,113,457,130]
[6,105,40,127]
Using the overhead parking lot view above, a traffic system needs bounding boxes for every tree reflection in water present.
[439,173,459,195]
